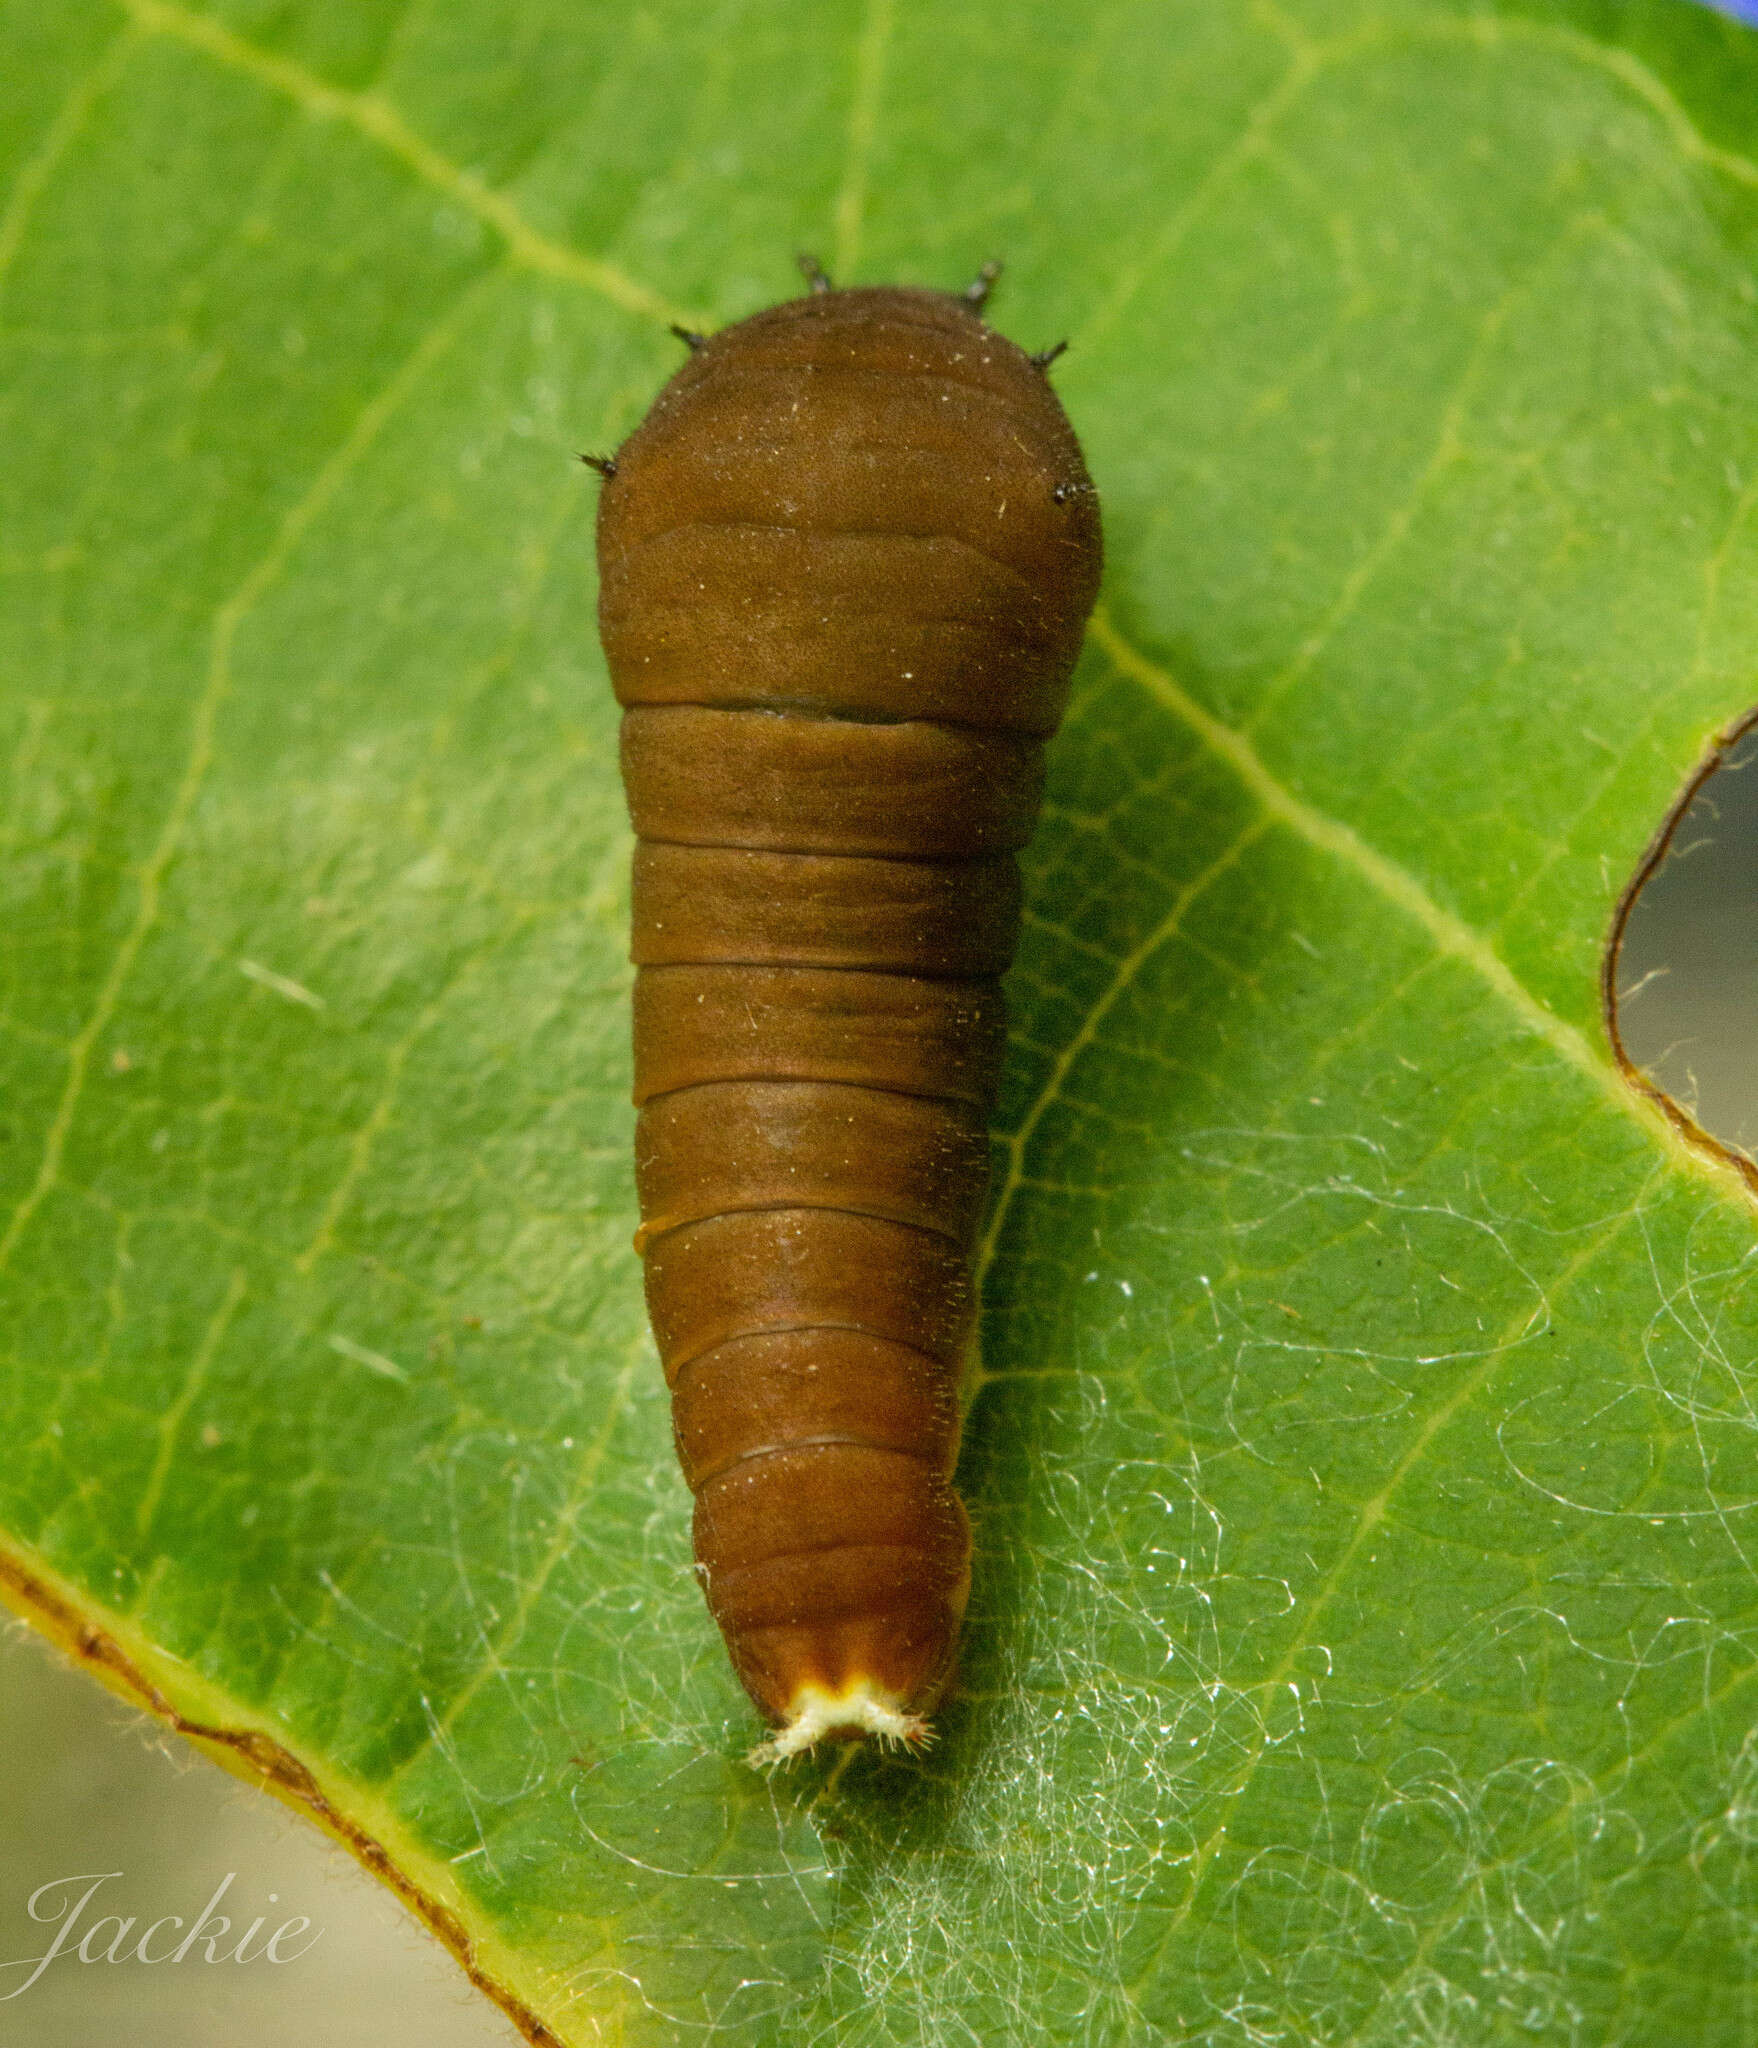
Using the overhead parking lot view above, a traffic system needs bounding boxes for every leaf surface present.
[4,1,1758,2040]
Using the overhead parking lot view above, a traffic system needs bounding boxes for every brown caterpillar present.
[589,258,1101,1758]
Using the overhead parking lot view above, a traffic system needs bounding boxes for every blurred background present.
[0,1620,523,2045]
[1615,727,1758,1159]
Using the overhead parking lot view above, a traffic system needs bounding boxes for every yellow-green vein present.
[118,0,691,328]
[831,0,895,280]
[1089,607,1745,1207]
[0,270,499,1274]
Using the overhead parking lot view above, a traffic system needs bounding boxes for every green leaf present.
[5,0,1758,2039]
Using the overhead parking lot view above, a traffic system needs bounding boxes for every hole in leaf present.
[1607,710,1758,1168]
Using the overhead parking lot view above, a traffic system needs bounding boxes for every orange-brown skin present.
[594,281,1101,1741]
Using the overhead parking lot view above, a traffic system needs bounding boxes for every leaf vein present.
[1121,1195,1648,2007]
[972,813,1276,1368]
[118,0,692,328]
[0,24,137,309]
[374,1334,647,1800]
[1088,607,1747,1207]
[831,0,895,281]
[0,271,497,1274]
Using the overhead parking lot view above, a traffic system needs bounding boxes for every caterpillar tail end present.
[747,1680,934,1766]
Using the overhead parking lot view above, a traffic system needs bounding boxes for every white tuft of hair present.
[748,1681,933,1765]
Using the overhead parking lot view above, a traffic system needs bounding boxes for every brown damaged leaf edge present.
[0,1542,565,2048]
[1602,700,1758,1199]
